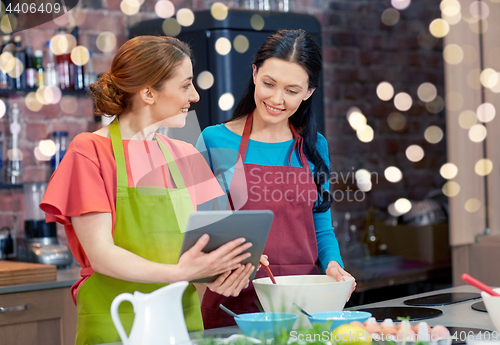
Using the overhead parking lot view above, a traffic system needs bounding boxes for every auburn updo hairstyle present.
[90,36,192,116]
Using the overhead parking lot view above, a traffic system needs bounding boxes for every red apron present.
[201,112,320,329]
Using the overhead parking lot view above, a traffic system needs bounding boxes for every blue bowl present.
[235,312,298,338]
[308,311,372,330]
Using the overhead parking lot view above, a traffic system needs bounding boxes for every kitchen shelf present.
[0,183,23,190]
[0,88,90,96]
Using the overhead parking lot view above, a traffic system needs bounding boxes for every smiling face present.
[151,57,200,127]
[252,57,314,127]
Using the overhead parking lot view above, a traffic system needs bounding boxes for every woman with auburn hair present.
[196,29,356,328]
[41,36,254,344]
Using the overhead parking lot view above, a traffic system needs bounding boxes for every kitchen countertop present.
[345,284,496,330]
[0,265,80,294]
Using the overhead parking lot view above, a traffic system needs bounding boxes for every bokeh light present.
[211,2,228,21]
[442,181,460,197]
[387,112,406,131]
[476,103,496,123]
[395,198,412,214]
[215,37,231,55]
[25,92,43,112]
[0,99,5,118]
[197,71,214,90]
[7,148,23,161]
[475,158,493,176]
[155,0,175,18]
[440,163,458,179]
[417,82,437,102]
[465,198,481,213]
[406,144,424,162]
[44,86,62,104]
[356,124,374,143]
[458,110,477,129]
[250,14,265,31]
[429,18,450,37]
[480,68,497,88]
[469,124,487,142]
[38,139,56,157]
[391,0,411,10]
[233,35,250,53]
[394,92,412,111]
[36,86,50,105]
[71,46,90,66]
[376,81,394,101]
[219,93,234,111]
[470,1,490,20]
[8,58,25,79]
[120,0,140,16]
[442,10,462,25]
[0,14,16,33]
[440,0,461,16]
[96,32,117,53]
[60,95,78,114]
[355,169,372,191]
[381,8,400,26]
[443,44,464,64]
[424,126,444,144]
[162,18,181,36]
[34,147,52,162]
[384,166,403,183]
[177,8,195,27]
[426,96,445,114]
[469,19,488,35]
[348,110,367,130]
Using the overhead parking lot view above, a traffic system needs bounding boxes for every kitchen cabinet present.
[0,287,77,345]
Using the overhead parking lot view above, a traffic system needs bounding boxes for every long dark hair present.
[231,29,332,213]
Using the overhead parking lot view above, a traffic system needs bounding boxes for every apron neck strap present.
[239,112,309,167]
[155,134,187,189]
[109,117,128,188]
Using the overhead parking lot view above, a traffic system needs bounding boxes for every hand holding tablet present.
[179,210,274,283]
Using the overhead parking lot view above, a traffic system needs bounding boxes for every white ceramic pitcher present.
[111,281,191,345]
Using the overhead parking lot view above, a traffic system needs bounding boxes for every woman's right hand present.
[176,234,252,282]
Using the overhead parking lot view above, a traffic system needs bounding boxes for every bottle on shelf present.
[45,41,58,87]
[1,35,15,90]
[361,207,381,257]
[55,28,74,90]
[50,131,68,174]
[13,36,26,90]
[25,46,37,89]
[84,51,96,90]
[7,103,22,184]
[71,26,84,90]
[34,50,45,87]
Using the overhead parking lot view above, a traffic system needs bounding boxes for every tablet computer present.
[179,210,274,283]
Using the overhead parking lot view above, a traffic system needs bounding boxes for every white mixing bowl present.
[253,275,354,328]
[482,288,500,332]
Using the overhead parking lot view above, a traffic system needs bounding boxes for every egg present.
[365,322,382,335]
[396,326,416,341]
[414,322,431,334]
[381,326,397,336]
[350,321,365,328]
[431,325,450,340]
[365,317,378,325]
[381,318,395,328]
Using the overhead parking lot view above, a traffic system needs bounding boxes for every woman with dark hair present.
[40,36,255,344]
[196,29,356,328]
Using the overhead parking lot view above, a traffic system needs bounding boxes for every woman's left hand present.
[258,254,269,271]
[325,261,356,301]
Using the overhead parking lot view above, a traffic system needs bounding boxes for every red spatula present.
[462,273,500,296]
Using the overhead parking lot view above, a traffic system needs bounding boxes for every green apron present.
[75,118,203,345]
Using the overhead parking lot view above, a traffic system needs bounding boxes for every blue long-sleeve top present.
[196,123,344,272]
